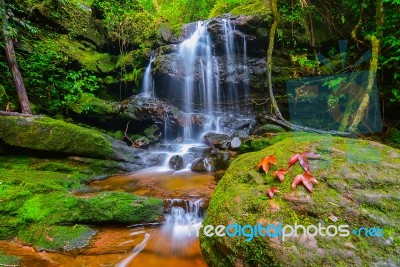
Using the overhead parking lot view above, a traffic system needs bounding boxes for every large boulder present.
[201,133,400,267]
[120,95,185,135]
[0,116,113,158]
[0,116,145,166]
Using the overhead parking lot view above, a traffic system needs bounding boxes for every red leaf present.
[257,155,277,174]
[266,186,279,199]
[289,154,300,167]
[291,174,303,190]
[302,178,314,192]
[288,152,323,173]
[291,172,318,192]
[272,169,288,182]
[298,155,310,173]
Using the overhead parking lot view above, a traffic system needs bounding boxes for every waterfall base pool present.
[0,169,216,266]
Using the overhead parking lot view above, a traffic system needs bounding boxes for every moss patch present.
[0,252,20,266]
[0,155,163,251]
[0,116,113,159]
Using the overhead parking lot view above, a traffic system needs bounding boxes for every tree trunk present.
[267,0,285,121]
[349,0,383,132]
[0,0,31,114]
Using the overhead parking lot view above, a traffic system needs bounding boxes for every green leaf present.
[361,3,367,8]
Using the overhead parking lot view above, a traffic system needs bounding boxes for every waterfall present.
[243,35,250,113]
[160,199,204,253]
[141,54,156,97]
[178,21,216,141]
[141,17,253,143]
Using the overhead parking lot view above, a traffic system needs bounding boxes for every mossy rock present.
[0,116,113,159]
[0,155,156,240]
[20,0,107,46]
[68,93,120,115]
[201,133,400,267]
[0,252,20,266]
[252,124,286,135]
[18,224,96,252]
[18,191,163,225]
[52,36,116,74]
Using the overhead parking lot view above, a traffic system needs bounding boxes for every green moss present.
[52,36,116,73]
[0,252,20,266]
[0,116,113,159]
[230,0,272,16]
[68,93,119,115]
[0,155,163,250]
[18,224,96,251]
[201,133,400,266]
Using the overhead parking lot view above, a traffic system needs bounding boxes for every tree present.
[266,0,351,137]
[349,0,383,132]
[0,0,31,114]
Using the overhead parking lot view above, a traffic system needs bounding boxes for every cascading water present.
[141,54,156,97]
[160,199,204,253]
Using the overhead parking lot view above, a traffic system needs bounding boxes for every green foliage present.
[18,41,100,111]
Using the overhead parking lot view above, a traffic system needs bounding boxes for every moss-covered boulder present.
[0,116,113,159]
[0,155,163,251]
[201,133,400,267]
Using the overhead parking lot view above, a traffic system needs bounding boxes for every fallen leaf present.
[266,186,279,199]
[288,152,323,173]
[272,169,288,182]
[257,155,277,174]
[291,172,318,193]
[289,154,300,168]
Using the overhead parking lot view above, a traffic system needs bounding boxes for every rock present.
[0,116,113,159]
[169,155,184,170]
[144,124,161,142]
[201,133,400,267]
[230,137,242,149]
[252,123,286,135]
[203,132,231,149]
[203,151,231,171]
[191,158,206,172]
[220,141,231,150]
[188,146,212,158]
[120,95,185,138]
[68,93,120,129]
[231,130,249,139]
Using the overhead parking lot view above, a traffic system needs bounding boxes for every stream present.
[0,164,216,267]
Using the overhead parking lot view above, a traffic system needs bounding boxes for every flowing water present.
[0,17,253,266]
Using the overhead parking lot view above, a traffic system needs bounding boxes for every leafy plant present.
[18,41,100,111]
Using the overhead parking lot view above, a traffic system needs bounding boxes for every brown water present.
[0,169,215,266]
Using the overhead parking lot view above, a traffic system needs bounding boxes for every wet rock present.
[120,95,185,133]
[203,132,230,149]
[231,130,249,139]
[169,155,184,170]
[204,151,231,171]
[230,137,241,149]
[144,124,161,142]
[220,140,231,150]
[188,146,212,158]
[191,158,207,172]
